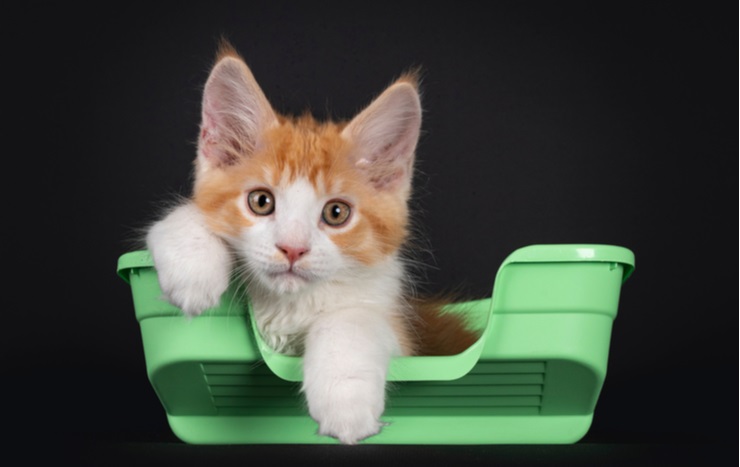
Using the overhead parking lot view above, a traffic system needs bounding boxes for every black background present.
[10,2,736,465]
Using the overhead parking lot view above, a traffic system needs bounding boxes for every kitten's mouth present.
[262,266,316,294]
[268,267,313,283]
[271,269,307,280]
[255,258,323,293]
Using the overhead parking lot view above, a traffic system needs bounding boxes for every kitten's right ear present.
[197,49,277,173]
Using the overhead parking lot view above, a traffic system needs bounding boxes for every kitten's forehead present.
[266,168,355,201]
[267,164,330,196]
[261,118,352,193]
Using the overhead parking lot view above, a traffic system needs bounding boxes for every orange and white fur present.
[146,44,477,444]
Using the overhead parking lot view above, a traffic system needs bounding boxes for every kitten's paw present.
[316,409,384,445]
[146,203,232,317]
[156,263,230,317]
[308,378,386,445]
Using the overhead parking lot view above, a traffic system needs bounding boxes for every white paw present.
[155,258,230,316]
[307,377,386,445]
[146,203,232,317]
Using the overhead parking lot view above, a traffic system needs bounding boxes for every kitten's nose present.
[276,244,310,265]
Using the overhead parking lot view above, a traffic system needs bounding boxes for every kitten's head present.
[192,44,422,295]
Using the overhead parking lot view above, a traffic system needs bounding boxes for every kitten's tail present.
[409,296,482,356]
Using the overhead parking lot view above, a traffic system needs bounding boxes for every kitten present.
[146,42,479,444]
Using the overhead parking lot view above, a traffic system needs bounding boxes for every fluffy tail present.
[409,296,481,356]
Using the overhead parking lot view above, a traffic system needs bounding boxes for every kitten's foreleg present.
[302,309,399,445]
[146,202,232,316]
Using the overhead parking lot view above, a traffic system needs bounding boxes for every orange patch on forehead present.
[260,115,351,190]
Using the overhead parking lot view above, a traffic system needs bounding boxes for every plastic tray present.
[117,243,634,444]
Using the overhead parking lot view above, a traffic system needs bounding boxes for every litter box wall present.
[117,244,634,444]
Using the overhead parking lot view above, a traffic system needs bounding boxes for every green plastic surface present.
[117,244,634,444]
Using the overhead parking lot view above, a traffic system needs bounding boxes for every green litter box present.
[117,243,634,444]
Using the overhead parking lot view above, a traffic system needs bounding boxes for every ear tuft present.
[197,46,277,172]
[341,79,422,193]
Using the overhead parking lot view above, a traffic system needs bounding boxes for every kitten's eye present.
[322,200,351,227]
[247,189,275,216]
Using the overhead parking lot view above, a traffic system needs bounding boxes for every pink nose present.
[276,244,310,264]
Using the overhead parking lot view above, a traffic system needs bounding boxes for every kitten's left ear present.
[341,75,422,193]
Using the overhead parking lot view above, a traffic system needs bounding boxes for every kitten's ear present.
[197,47,278,172]
[341,75,422,193]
